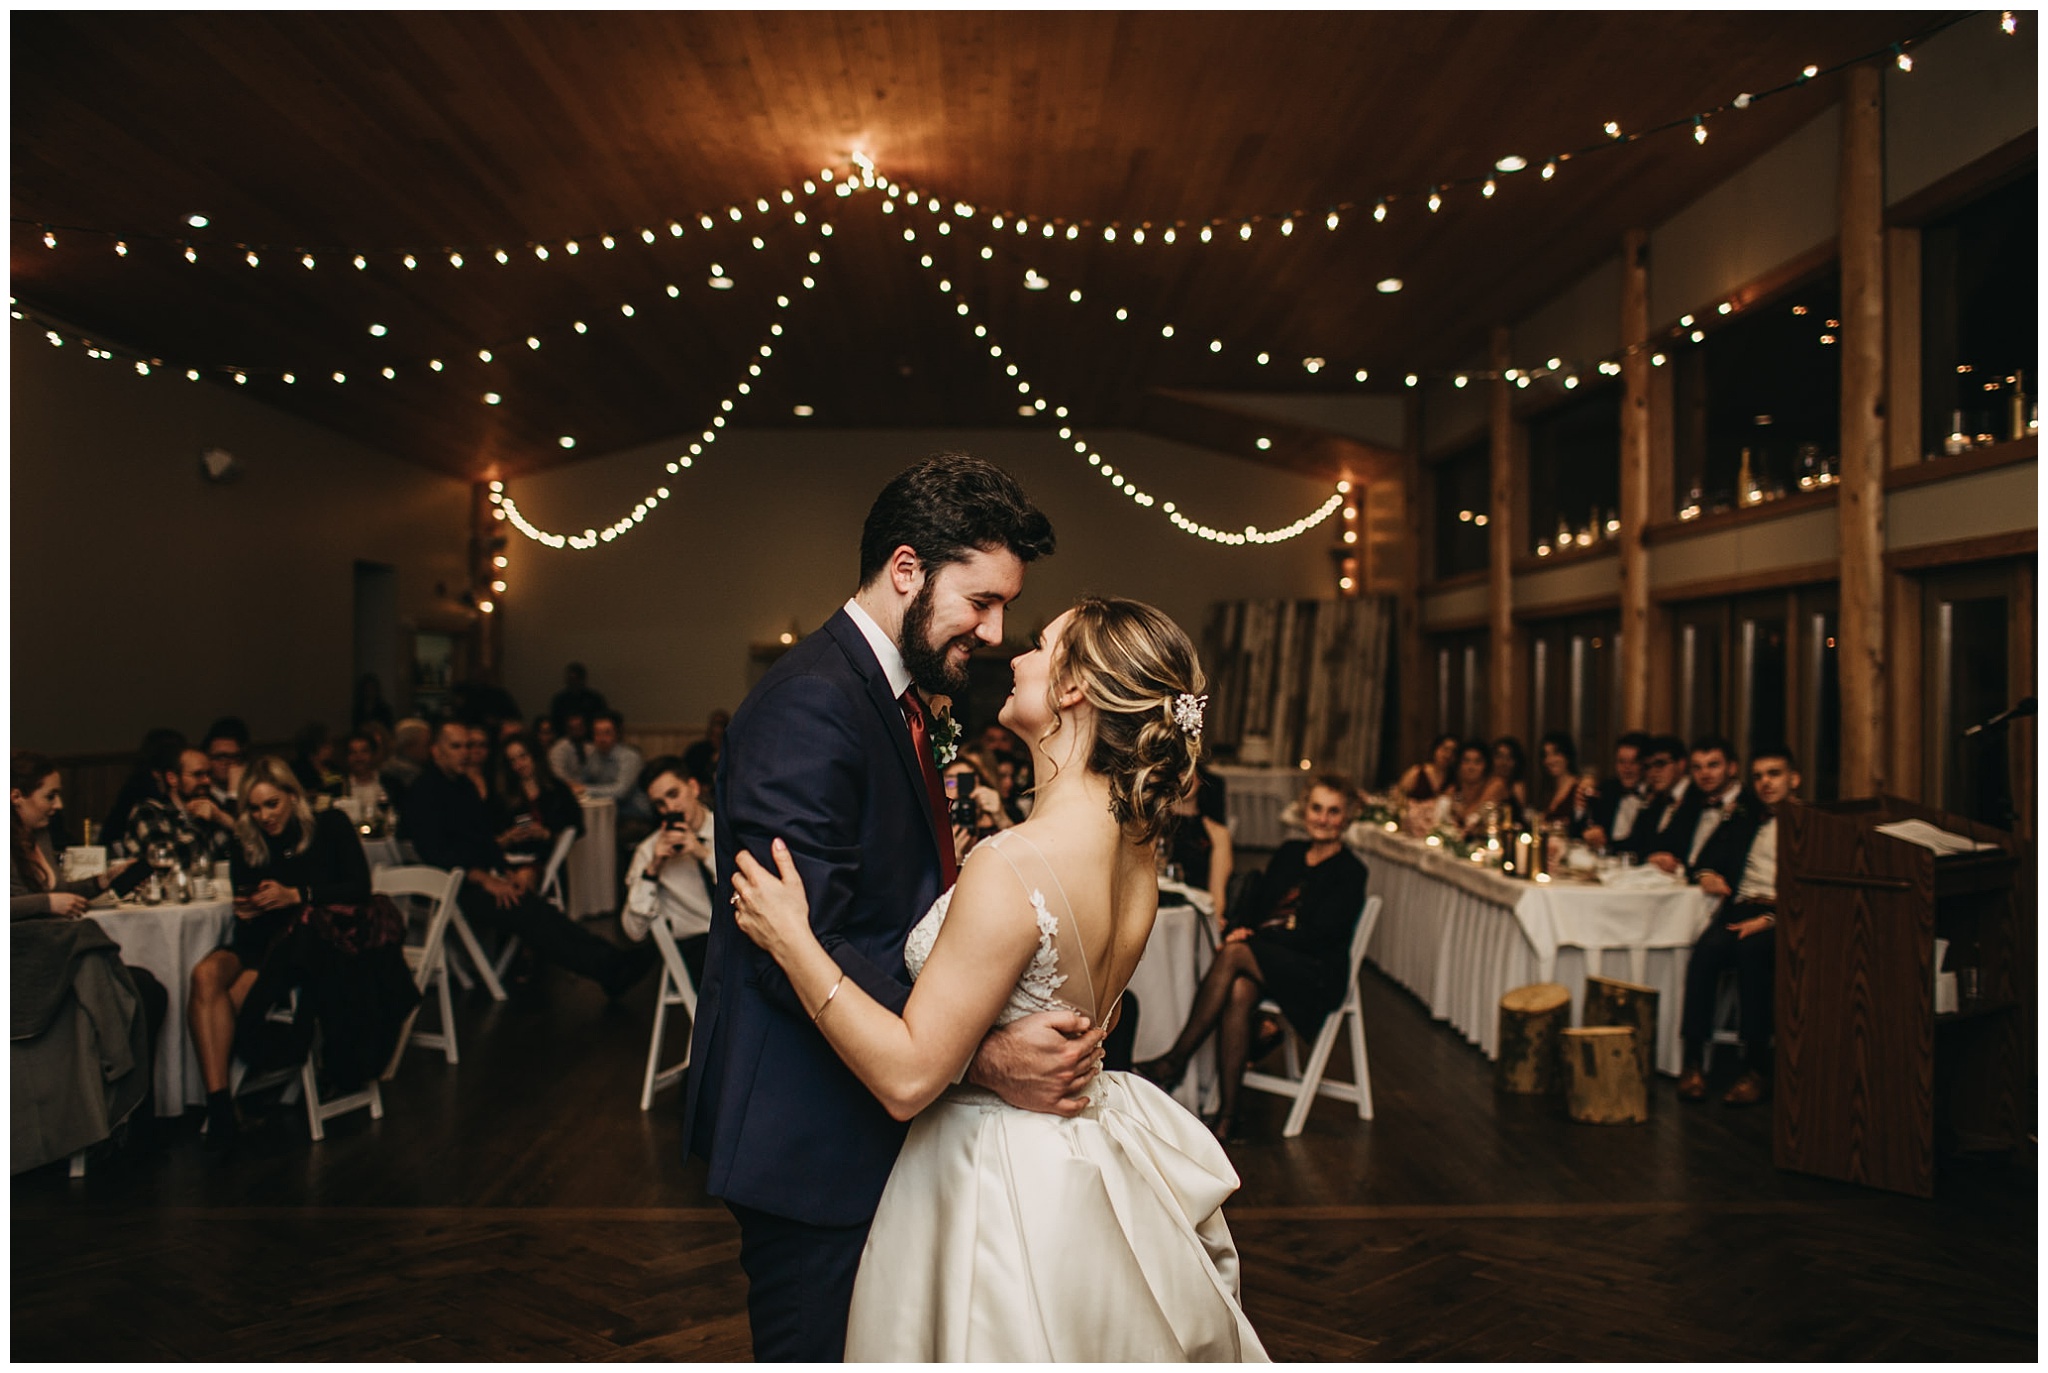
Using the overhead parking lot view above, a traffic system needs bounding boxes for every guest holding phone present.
[489,732,581,894]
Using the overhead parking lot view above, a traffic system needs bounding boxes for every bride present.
[731,596,1268,1362]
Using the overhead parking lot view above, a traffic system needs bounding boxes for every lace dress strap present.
[975,831,1098,1023]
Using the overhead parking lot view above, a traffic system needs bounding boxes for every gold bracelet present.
[813,974,846,1024]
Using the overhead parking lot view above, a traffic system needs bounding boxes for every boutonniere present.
[927,695,962,768]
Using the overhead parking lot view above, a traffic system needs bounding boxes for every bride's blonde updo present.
[1045,597,1206,846]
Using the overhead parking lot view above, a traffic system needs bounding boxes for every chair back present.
[538,827,578,910]
[1347,893,1384,978]
[373,865,464,992]
[649,917,700,1015]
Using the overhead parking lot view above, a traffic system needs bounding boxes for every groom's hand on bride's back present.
[966,1010,1108,1117]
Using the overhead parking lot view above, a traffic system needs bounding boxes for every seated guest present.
[1645,735,1740,874]
[462,722,494,800]
[549,661,608,736]
[1136,776,1368,1142]
[488,732,581,891]
[942,753,1009,840]
[1489,736,1529,821]
[621,751,717,985]
[1534,731,1587,831]
[382,718,431,808]
[201,718,251,815]
[119,741,238,869]
[1444,740,1509,834]
[1678,747,1800,1106]
[400,718,653,1000]
[102,727,187,840]
[1615,734,1690,861]
[1580,731,1652,852]
[992,749,1034,824]
[531,715,560,758]
[565,710,651,826]
[1396,733,1460,802]
[188,757,374,1150]
[1167,761,1234,927]
[289,723,344,798]
[340,730,391,818]
[548,711,591,786]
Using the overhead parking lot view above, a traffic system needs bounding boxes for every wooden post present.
[1618,229,1653,731]
[1582,974,1660,1084]
[1837,62,1888,796]
[1886,226,1923,469]
[1496,982,1571,1094]
[1487,325,1518,736]
[1563,1026,1649,1124]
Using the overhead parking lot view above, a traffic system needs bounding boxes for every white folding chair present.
[374,865,465,1070]
[639,918,700,1110]
[491,827,579,984]
[1240,893,1383,1137]
[226,987,384,1143]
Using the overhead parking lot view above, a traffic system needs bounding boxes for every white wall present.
[1514,256,1623,373]
[497,426,1336,727]
[11,326,473,755]
[1886,18,2039,204]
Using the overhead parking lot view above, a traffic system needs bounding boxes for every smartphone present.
[945,775,977,830]
[108,860,153,897]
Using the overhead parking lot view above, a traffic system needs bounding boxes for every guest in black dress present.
[1396,733,1460,802]
[489,732,582,894]
[1165,762,1233,927]
[1137,775,1368,1141]
[188,755,371,1150]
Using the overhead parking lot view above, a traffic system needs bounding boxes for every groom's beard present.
[898,580,976,696]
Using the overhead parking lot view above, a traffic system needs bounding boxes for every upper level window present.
[1526,386,1621,557]
[1431,436,1490,580]
[1671,269,1842,519]
[1920,171,2037,458]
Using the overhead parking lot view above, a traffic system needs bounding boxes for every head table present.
[1123,880,1220,1116]
[1345,824,1716,1076]
[87,897,236,1116]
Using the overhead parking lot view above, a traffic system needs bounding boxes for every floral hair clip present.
[1172,692,1209,737]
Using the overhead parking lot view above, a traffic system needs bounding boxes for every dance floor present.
[13,922,2036,1362]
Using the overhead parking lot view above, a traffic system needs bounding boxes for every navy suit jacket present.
[681,609,947,1227]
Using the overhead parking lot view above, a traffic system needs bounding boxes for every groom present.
[684,453,1109,1361]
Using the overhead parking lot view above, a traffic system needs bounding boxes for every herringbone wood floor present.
[14,930,2036,1361]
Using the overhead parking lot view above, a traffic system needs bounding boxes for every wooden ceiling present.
[12,11,1947,480]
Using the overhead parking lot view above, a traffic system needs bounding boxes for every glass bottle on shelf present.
[2010,370,2027,443]
[1944,409,1969,456]
[1738,447,1758,505]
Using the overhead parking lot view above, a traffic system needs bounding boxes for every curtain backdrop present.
[1202,597,1393,783]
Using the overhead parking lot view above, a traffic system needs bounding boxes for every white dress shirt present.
[1736,816,1778,904]
[622,811,717,943]
[843,597,913,700]
[1610,786,1648,844]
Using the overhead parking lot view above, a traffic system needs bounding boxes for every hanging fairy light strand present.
[17,168,848,273]
[890,223,1343,546]
[879,13,1970,245]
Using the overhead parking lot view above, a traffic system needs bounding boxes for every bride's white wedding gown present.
[844,831,1269,1362]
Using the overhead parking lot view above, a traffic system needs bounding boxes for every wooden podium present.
[1775,797,2026,1198]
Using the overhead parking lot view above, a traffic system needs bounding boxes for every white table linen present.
[568,796,617,919]
[1348,827,1715,1075]
[1125,886,1219,1114]
[87,898,235,1115]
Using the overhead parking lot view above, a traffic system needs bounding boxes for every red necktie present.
[900,689,960,889]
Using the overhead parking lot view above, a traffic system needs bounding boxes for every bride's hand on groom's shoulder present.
[967,1010,1108,1118]
[731,838,812,960]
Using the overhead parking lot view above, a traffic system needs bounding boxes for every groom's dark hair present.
[858,453,1056,587]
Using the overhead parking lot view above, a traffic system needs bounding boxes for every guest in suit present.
[1137,775,1369,1142]
[1646,735,1740,874]
[201,718,251,816]
[1581,730,1652,852]
[683,452,1095,1363]
[1616,734,1691,862]
[400,718,652,998]
[1678,746,1800,1106]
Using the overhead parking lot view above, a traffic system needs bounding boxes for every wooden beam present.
[1650,560,1842,605]
[1836,61,1887,797]
[1618,228,1653,732]
[1886,226,1923,469]
[1883,529,2037,573]
[1487,325,1518,736]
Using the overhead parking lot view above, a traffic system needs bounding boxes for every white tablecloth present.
[568,797,617,919]
[1209,766,1304,849]
[1125,886,1219,1114]
[1349,828,1716,1075]
[87,899,235,1116]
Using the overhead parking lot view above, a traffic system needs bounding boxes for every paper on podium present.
[1873,819,2000,855]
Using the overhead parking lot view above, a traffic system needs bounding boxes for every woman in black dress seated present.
[189,756,372,1150]
[1534,731,1587,833]
[1165,761,1233,928]
[489,732,581,895]
[1396,733,1460,802]
[1137,775,1368,1140]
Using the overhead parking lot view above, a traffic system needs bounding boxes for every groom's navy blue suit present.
[684,607,946,1360]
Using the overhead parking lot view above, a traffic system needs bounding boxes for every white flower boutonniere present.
[928,696,962,769]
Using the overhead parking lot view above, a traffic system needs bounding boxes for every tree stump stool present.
[1495,983,1571,1095]
[1582,974,1659,1084]
[1562,1025,1648,1124]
